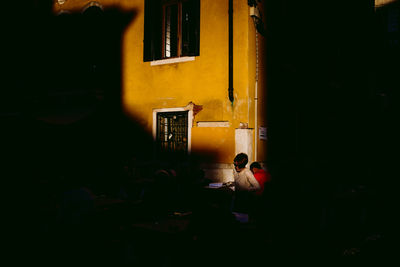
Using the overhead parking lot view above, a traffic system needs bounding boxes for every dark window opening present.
[144,0,200,61]
[156,111,188,156]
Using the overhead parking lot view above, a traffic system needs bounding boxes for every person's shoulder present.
[260,169,271,182]
[242,168,251,173]
[254,169,268,179]
[243,168,254,176]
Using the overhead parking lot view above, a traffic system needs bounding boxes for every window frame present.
[144,0,200,62]
[153,107,193,155]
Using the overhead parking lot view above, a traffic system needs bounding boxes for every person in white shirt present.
[233,153,260,192]
[232,153,260,214]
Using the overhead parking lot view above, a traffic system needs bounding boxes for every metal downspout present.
[254,31,259,161]
[228,0,234,103]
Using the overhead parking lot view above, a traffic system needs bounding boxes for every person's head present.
[250,162,262,174]
[233,153,248,171]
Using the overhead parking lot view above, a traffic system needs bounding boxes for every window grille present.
[156,111,188,155]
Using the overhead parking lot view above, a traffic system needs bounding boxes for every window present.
[156,111,189,155]
[144,0,200,61]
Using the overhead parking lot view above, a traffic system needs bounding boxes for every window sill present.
[150,56,195,66]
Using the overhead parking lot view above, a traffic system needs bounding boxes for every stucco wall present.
[53,0,267,166]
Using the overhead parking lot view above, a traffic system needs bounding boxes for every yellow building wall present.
[53,0,266,165]
[375,0,398,7]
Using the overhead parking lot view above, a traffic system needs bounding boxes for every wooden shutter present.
[181,0,200,56]
[144,0,163,61]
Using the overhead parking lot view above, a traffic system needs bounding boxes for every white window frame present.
[152,106,193,154]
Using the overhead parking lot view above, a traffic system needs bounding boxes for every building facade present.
[52,0,267,182]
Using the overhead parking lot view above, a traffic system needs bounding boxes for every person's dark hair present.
[234,153,248,169]
[250,162,262,170]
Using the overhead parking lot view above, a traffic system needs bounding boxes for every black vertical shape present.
[144,0,162,61]
[228,0,234,102]
[182,0,200,56]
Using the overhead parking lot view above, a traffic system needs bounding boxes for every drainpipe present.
[254,31,259,162]
[228,0,234,103]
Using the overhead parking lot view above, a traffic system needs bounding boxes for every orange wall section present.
[52,0,267,165]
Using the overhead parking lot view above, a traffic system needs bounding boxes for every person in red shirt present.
[249,162,271,196]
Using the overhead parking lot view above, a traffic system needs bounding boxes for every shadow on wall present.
[3,1,222,187]
[3,2,395,265]
[4,5,225,264]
